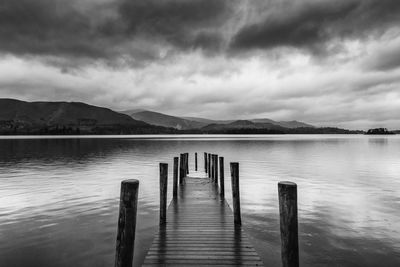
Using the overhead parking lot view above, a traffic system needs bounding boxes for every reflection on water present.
[0,135,400,266]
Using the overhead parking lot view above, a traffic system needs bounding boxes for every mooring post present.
[214,155,218,184]
[230,162,241,225]
[208,154,211,178]
[211,154,215,181]
[278,182,299,267]
[173,157,178,198]
[219,157,224,197]
[185,153,189,174]
[179,154,184,185]
[195,152,198,171]
[159,163,168,224]
[204,152,207,172]
[115,179,139,267]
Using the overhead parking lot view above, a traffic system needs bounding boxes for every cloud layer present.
[1,0,400,129]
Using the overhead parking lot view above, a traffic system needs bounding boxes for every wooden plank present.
[143,174,264,266]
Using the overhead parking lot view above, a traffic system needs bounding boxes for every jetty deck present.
[115,152,299,267]
[142,173,264,266]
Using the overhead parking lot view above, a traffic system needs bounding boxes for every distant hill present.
[201,120,286,133]
[185,116,313,129]
[0,99,172,134]
[251,119,314,128]
[122,110,207,130]
[182,117,235,125]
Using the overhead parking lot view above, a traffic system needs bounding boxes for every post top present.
[121,179,139,185]
[278,181,297,187]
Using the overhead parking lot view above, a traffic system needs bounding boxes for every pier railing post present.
[211,154,215,181]
[195,152,198,171]
[186,153,189,174]
[115,179,139,267]
[219,157,224,197]
[204,152,207,172]
[214,155,219,184]
[179,154,184,185]
[173,157,178,198]
[159,163,168,224]
[230,162,241,225]
[278,181,299,267]
[208,154,211,178]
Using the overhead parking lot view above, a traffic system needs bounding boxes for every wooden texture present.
[173,157,178,199]
[143,176,263,266]
[278,182,299,267]
[219,156,225,197]
[115,179,139,267]
[230,163,242,225]
[160,163,168,225]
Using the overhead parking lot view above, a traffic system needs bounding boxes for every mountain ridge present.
[0,99,173,134]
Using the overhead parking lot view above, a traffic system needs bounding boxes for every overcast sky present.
[1,0,400,129]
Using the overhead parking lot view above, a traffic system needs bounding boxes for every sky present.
[1,0,400,130]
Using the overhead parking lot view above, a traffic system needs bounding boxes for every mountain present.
[182,117,235,125]
[201,120,286,132]
[184,117,313,129]
[251,119,314,128]
[122,110,208,130]
[0,99,172,134]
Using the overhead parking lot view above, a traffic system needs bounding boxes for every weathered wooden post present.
[205,152,207,173]
[159,163,168,224]
[186,153,189,174]
[207,153,211,178]
[195,152,198,171]
[115,179,139,267]
[214,154,218,185]
[179,154,184,185]
[278,182,299,267]
[219,157,224,197]
[211,154,215,181]
[173,157,178,198]
[230,163,241,225]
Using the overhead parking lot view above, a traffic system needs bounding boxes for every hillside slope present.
[0,99,169,134]
[122,110,207,130]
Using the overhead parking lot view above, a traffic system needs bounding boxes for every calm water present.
[0,135,400,267]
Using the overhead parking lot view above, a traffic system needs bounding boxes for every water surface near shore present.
[0,135,400,266]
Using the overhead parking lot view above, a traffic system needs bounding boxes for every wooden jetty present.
[115,152,299,267]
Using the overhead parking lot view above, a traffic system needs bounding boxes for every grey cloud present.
[231,0,400,55]
[0,0,234,65]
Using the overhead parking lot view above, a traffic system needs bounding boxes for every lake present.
[0,135,399,266]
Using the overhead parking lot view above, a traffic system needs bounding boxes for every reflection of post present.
[115,179,139,267]
[219,157,224,197]
[159,163,168,225]
[173,157,178,198]
[204,152,207,172]
[230,163,241,225]
[278,181,299,267]
[195,152,198,171]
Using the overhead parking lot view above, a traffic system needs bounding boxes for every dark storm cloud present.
[2,0,400,65]
[231,0,400,55]
[0,0,233,63]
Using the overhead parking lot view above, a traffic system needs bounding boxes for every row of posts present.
[115,152,299,267]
